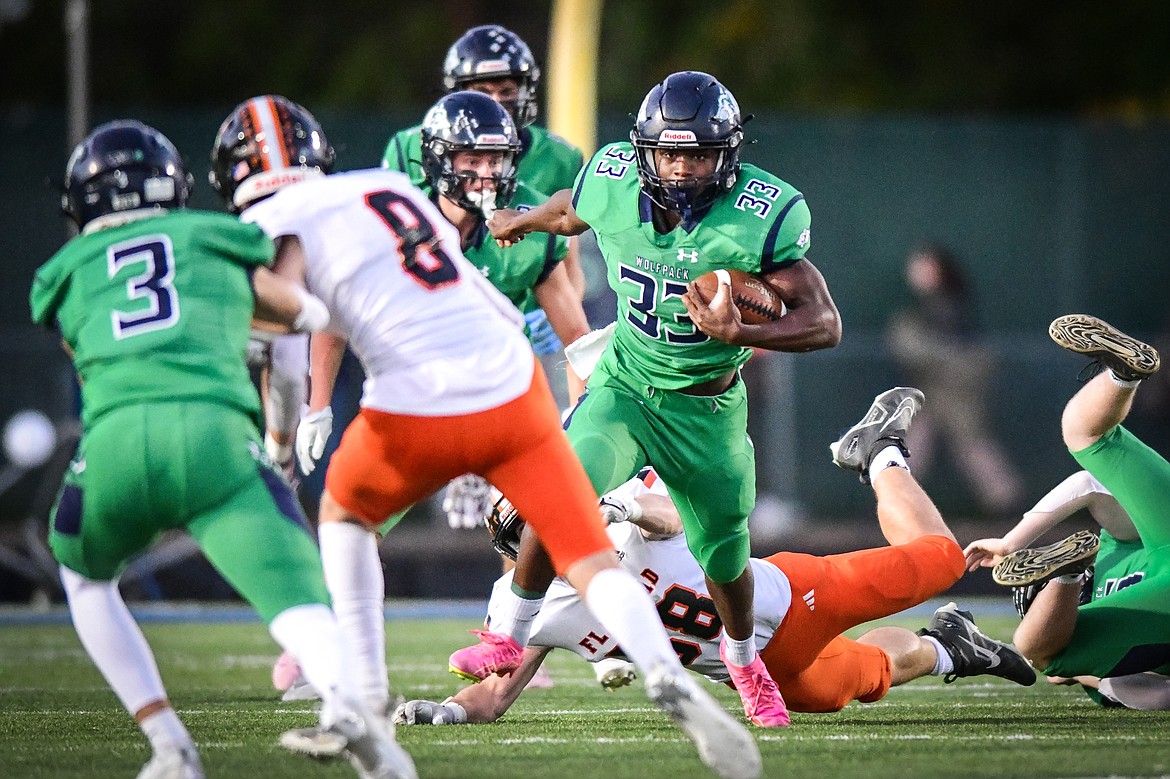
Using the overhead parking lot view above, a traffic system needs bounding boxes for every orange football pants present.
[325,363,612,574]
[758,534,966,712]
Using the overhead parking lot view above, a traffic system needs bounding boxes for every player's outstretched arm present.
[535,264,592,403]
[964,470,1132,571]
[488,189,589,246]
[397,646,553,725]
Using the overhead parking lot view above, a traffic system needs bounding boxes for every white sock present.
[722,634,757,668]
[1109,371,1141,389]
[583,568,680,674]
[141,708,194,753]
[490,585,544,647]
[269,603,359,724]
[59,566,172,716]
[318,521,388,711]
[922,635,955,676]
[868,445,909,483]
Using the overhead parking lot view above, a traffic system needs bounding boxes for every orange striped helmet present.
[209,95,335,213]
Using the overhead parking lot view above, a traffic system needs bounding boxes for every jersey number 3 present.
[107,234,180,340]
[365,190,459,289]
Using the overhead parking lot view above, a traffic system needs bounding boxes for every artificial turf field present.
[2,598,1167,779]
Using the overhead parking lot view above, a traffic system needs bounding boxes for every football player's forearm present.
[533,189,590,236]
[306,332,346,410]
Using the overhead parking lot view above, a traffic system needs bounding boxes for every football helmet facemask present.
[630,71,744,220]
[209,95,335,214]
[485,489,523,561]
[62,120,192,231]
[421,90,521,217]
[442,25,540,128]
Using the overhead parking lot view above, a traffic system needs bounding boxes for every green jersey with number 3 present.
[382,124,584,197]
[30,211,273,427]
[572,141,812,390]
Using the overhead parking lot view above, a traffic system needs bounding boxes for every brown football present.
[692,268,784,324]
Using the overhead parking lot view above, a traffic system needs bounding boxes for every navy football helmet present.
[61,120,192,230]
[630,71,744,218]
[485,490,523,561]
[442,25,540,128]
[421,90,522,216]
[209,95,335,213]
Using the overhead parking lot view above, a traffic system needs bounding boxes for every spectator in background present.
[886,243,1023,515]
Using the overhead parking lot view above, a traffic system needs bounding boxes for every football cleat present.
[1049,314,1160,381]
[830,387,924,483]
[992,530,1100,587]
[279,726,347,760]
[448,630,523,682]
[272,650,302,692]
[594,657,637,691]
[918,602,1036,686]
[324,707,417,779]
[136,745,204,779]
[645,665,762,779]
[720,641,790,727]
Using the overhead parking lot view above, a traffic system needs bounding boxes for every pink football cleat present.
[720,640,791,727]
[271,649,302,692]
[448,630,523,682]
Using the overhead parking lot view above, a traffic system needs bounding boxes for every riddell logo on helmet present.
[474,59,510,75]
[659,130,698,143]
[475,133,511,145]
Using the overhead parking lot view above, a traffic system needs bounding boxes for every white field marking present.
[411,732,1166,749]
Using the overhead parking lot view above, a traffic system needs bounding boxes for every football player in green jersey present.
[467,71,842,728]
[31,121,415,779]
[418,89,590,403]
[382,24,586,300]
[965,315,1170,710]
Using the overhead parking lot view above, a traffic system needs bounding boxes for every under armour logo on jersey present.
[677,248,699,263]
[796,228,810,248]
[479,265,491,278]
[802,590,815,610]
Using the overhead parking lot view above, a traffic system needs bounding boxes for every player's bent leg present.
[1071,425,1170,551]
[1041,577,1170,680]
[59,566,204,779]
[871,466,957,546]
[773,635,893,712]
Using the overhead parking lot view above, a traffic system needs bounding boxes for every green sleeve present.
[571,142,640,231]
[29,250,70,329]
[761,194,811,273]
[381,127,428,189]
[197,215,274,269]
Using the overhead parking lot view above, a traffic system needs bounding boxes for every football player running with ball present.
[212,95,763,779]
[460,70,842,728]
[32,121,411,779]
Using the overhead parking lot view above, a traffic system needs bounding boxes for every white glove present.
[442,474,493,529]
[599,494,643,525]
[295,407,333,475]
[393,699,467,726]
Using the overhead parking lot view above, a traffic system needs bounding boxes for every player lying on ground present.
[395,387,1036,726]
[965,314,1170,710]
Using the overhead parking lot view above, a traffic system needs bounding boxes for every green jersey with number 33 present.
[30,211,272,427]
[572,141,812,390]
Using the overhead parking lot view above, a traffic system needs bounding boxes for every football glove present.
[295,407,333,475]
[393,699,467,726]
[599,494,643,525]
[524,308,563,356]
[443,474,493,529]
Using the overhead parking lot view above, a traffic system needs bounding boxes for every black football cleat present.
[918,602,1036,686]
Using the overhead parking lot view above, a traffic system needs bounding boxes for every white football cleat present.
[136,745,204,779]
[594,657,637,691]
[645,665,762,779]
[326,707,417,779]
